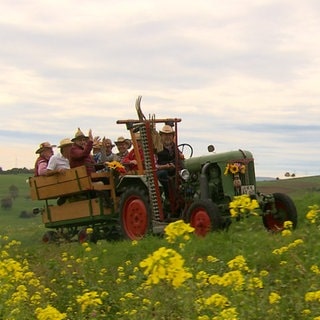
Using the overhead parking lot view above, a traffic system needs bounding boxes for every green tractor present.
[30,96,297,243]
[116,96,298,239]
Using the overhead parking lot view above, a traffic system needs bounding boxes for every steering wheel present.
[178,143,193,159]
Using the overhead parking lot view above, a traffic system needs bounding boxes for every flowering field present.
[1,174,320,319]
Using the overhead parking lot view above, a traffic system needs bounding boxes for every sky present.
[0,0,319,177]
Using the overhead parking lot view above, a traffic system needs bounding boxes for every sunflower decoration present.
[224,162,246,175]
[105,161,126,174]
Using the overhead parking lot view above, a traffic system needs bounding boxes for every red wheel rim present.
[264,200,287,231]
[78,229,88,243]
[190,209,211,237]
[123,197,148,239]
[42,234,50,243]
[264,213,284,232]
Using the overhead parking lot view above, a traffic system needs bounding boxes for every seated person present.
[101,138,118,163]
[114,136,132,163]
[46,138,73,176]
[122,132,144,172]
[69,128,97,175]
[34,142,56,176]
[156,125,184,198]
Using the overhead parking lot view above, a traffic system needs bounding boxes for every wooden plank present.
[42,198,112,223]
[30,166,92,200]
[31,177,92,200]
[32,166,88,187]
[91,172,111,180]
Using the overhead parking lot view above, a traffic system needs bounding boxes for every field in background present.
[0,173,319,243]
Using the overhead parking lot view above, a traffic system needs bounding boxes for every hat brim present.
[35,146,55,154]
[71,136,88,142]
[115,139,132,148]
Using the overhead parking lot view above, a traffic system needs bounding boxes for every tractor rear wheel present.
[262,193,298,232]
[119,188,151,240]
[187,200,222,237]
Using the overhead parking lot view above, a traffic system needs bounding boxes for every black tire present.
[187,200,222,237]
[262,193,298,232]
[119,188,151,240]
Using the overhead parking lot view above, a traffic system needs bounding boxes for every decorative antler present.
[135,95,146,121]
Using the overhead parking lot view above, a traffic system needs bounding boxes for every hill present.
[257,175,320,196]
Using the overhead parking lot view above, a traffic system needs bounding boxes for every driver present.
[156,125,184,199]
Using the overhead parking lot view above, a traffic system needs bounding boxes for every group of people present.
[34,124,184,199]
[34,128,132,177]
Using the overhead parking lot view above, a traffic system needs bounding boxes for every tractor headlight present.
[180,169,190,181]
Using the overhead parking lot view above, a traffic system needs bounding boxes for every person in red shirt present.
[69,128,97,175]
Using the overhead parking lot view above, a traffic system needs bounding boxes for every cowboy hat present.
[58,138,73,148]
[93,142,102,149]
[35,142,56,154]
[71,128,88,142]
[159,125,174,134]
[114,136,132,148]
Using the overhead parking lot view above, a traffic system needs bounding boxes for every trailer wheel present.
[187,200,221,237]
[42,231,58,243]
[262,193,298,232]
[119,188,151,240]
[78,228,97,243]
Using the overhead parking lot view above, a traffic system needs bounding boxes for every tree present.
[1,197,12,209]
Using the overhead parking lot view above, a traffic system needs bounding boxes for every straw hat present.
[93,142,102,150]
[58,138,73,148]
[71,128,88,142]
[35,142,56,154]
[114,136,132,148]
[159,125,174,134]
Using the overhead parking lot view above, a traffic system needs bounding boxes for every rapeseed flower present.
[139,247,192,287]
[269,292,281,304]
[229,195,259,218]
[76,290,102,312]
[164,220,195,243]
[35,305,67,320]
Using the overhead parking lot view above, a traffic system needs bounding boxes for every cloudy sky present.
[1,0,319,177]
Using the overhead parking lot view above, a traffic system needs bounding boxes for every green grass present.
[1,174,320,319]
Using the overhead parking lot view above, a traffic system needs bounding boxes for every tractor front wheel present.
[119,188,151,240]
[187,200,221,237]
[262,193,298,232]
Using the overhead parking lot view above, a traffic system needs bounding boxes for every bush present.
[1,196,12,209]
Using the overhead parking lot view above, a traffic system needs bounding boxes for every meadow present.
[1,174,320,319]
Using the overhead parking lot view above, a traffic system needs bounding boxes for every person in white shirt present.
[46,138,73,175]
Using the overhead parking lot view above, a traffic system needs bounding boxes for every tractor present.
[30,96,297,242]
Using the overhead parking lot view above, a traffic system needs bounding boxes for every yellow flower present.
[35,305,67,320]
[139,247,192,287]
[76,291,102,312]
[281,229,292,237]
[164,220,194,243]
[224,162,246,175]
[269,292,281,304]
[86,227,93,234]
